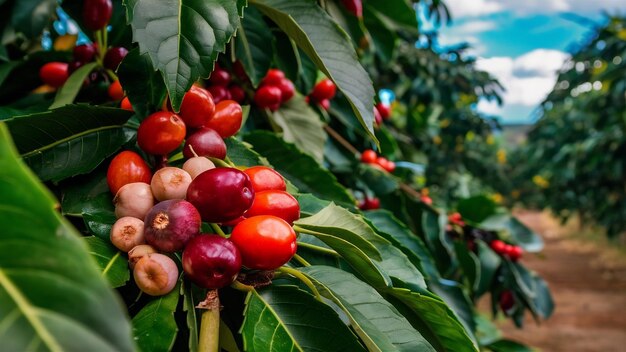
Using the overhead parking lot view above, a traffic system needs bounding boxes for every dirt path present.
[495,210,626,351]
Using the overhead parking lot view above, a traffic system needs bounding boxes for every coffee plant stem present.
[295,240,341,257]
[230,280,254,292]
[209,223,227,238]
[293,253,311,267]
[197,289,220,352]
[276,266,322,301]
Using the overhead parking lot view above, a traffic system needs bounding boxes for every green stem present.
[231,280,254,292]
[208,157,232,168]
[105,69,118,82]
[296,241,340,257]
[223,156,236,167]
[210,223,227,238]
[276,266,322,301]
[197,289,220,352]
[293,253,311,267]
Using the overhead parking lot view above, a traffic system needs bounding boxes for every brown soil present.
[493,210,626,352]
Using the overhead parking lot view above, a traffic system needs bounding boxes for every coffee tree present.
[0,0,552,351]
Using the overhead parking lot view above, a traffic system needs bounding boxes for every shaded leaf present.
[0,123,134,351]
[50,62,98,109]
[132,283,180,352]
[240,285,366,351]
[84,236,130,288]
[235,6,273,87]
[118,48,168,119]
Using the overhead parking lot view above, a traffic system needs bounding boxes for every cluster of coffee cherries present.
[205,63,246,105]
[359,149,396,173]
[358,196,380,210]
[490,239,523,262]
[306,78,337,111]
[253,69,295,111]
[106,86,300,296]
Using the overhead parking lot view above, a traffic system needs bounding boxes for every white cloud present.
[475,49,569,117]
[446,0,626,18]
[438,20,496,55]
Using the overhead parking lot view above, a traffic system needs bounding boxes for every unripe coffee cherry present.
[128,244,157,269]
[114,182,155,219]
[133,253,178,296]
[150,167,192,201]
[183,157,215,179]
[110,217,145,252]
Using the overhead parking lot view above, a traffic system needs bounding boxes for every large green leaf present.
[240,285,366,351]
[84,236,130,288]
[302,266,435,352]
[297,204,427,291]
[244,131,355,206]
[457,196,498,224]
[385,280,479,352]
[50,62,99,109]
[251,0,377,144]
[235,6,273,87]
[132,283,180,352]
[5,105,133,181]
[224,137,268,167]
[126,0,242,110]
[118,48,168,119]
[0,123,134,351]
[364,210,440,279]
[269,94,327,162]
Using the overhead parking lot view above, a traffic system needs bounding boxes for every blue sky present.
[432,0,626,124]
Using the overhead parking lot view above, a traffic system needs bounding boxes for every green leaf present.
[385,280,479,352]
[0,123,134,351]
[273,31,300,83]
[364,210,440,279]
[219,319,241,352]
[225,137,268,167]
[302,266,435,352]
[50,62,98,109]
[235,6,273,87]
[182,280,199,352]
[252,0,378,144]
[479,214,544,252]
[5,105,133,182]
[487,339,533,352]
[454,241,479,290]
[241,285,366,351]
[270,94,327,162]
[118,48,168,118]
[244,131,355,206]
[84,236,130,288]
[457,195,498,224]
[365,0,418,32]
[475,241,501,297]
[363,7,397,62]
[126,0,241,110]
[132,283,180,352]
[10,0,56,38]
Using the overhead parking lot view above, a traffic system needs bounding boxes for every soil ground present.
[492,210,626,351]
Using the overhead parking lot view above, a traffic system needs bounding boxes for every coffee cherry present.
[83,0,113,31]
[39,62,68,88]
[110,217,145,252]
[507,246,523,261]
[107,150,152,195]
[243,166,286,193]
[150,167,192,201]
[254,85,282,109]
[128,244,157,269]
[114,182,155,220]
[179,85,216,128]
[73,44,97,63]
[277,78,295,103]
[420,195,433,205]
[134,253,178,296]
[228,85,246,103]
[144,199,201,252]
[183,127,227,160]
[108,80,124,101]
[499,290,515,312]
[103,47,129,70]
[208,69,231,87]
[67,60,84,75]
[376,102,391,120]
[182,235,242,289]
[319,99,330,111]
[341,0,363,17]
[360,149,377,164]
[121,97,133,111]
[359,197,380,210]
[183,157,215,179]
[207,85,231,104]
[230,215,297,270]
[490,240,506,254]
[245,190,300,224]
[137,111,186,155]
[310,79,336,102]
[261,69,285,86]
[203,100,243,138]
[186,168,255,223]
[373,106,383,125]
